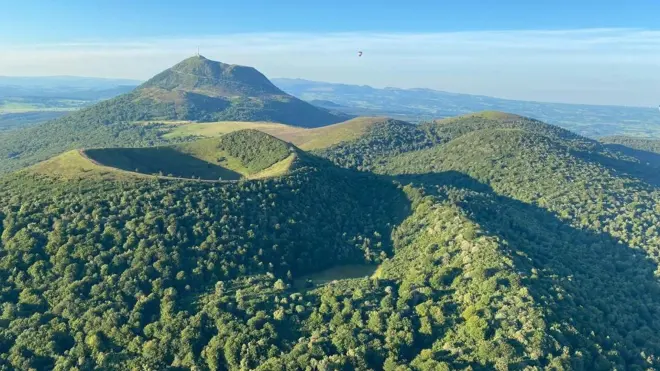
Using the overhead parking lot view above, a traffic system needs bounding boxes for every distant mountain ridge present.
[273,78,660,138]
[5,73,660,138]
[0,85,136,101]
[0,75,141,89]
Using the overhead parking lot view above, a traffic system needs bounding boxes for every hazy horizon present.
[3,1,660,107]
[2,67,658,109]
[2,28,660,107]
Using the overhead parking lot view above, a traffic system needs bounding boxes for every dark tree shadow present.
[385,170,492,193]
[85,147,242,180]
[603,143,660,169]
[569,146,660,187]
[391,171,660,368]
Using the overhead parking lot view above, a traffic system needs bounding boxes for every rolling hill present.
[317,110,660,369]
[1,110,660,369]
[0,56,346,175]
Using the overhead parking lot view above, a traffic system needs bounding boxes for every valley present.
[0,77,140,131]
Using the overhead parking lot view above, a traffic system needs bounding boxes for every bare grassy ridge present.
[160,116,390,150]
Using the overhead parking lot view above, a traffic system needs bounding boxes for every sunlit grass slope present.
[21,150,148,181]
[160,116,391,150]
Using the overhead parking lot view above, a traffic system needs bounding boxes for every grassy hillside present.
[161,116,388,150]
[288,116,389,150]
[160,120,295,139]
[19,150,149,182]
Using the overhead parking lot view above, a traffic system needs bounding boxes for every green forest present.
[2,112,660,370]
[1,56,660,370]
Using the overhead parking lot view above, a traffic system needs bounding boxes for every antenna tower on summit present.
[196,47,200,57]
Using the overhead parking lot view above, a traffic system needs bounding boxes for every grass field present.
[0,98,88,113]
[160,121,294,139]
[247,153,297,179]
[288,117,388,150]
[23,150,152,181]
[157,116,388,150]
[0,106,78,113]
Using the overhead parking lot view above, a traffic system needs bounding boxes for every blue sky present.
[1,0,660,106]
[2,0,659,39]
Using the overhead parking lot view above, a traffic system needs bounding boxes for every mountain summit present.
[129,55,345,125]
[0,56,347,173]
[139,55,283,97]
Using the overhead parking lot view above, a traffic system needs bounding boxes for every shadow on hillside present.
[386,170,492,194]
[392,171,660,368]
[85,147,242,180]
[571,146,660,187]
[603,143,660,169]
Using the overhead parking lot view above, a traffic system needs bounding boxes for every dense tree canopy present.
[0,162,406,370]
[2,111,660,370]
